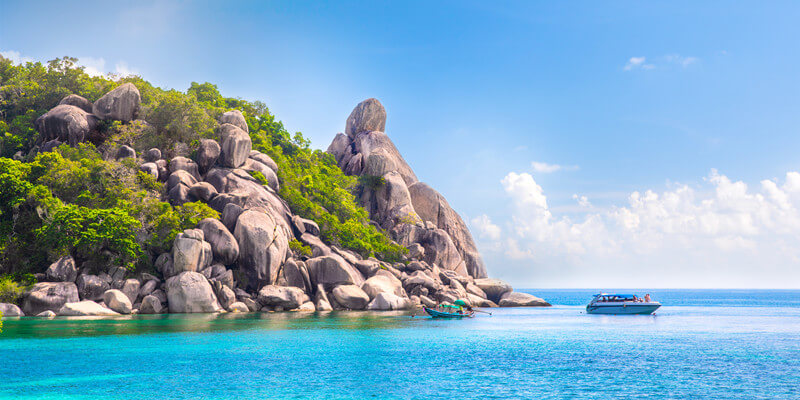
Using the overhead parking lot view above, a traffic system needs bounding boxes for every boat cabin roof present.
[594,294,637,300]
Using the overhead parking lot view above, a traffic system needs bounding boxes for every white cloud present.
[572,194,592,208]
[471,214,501,240]
[664,54,698,67]
[624,56,655,71]
[501,172,548,209]
[113,61,139,76]
[476,169,800,288]
[0,50,33,64]
[531,161,578,173]
[624,54,698,71]
[78,56,107,76]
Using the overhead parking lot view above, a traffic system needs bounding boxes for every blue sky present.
[3,1,800,288]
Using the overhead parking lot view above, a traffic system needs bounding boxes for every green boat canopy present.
[454,299,468,307]
[441,304,461,309]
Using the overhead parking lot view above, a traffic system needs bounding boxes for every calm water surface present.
[1,289,799,399]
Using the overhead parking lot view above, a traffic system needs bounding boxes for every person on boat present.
[644,294,651,302]
[633,295,639,302]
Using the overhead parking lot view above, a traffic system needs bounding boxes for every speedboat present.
[586,293,661,315]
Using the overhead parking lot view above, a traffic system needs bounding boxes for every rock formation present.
[327,98,488,278]
[34,104,99,146]
[22,282,79,315]
[9,87,546,318]
[58,94,93,113]
[57,300,119,316]
[92,82,141,122]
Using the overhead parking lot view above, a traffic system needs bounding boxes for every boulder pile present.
[4,90,547,318]
[327,99,488,279]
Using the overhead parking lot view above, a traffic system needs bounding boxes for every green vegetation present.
[0,147,218,273]
[248,116,406,261]
[358,174,385,190]
[0,54,404,281]
[0,275,31,303]
[248,170,270,186]
[289,239,312,258]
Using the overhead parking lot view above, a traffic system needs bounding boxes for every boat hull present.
[586,303,661,315]
[423,306,474,318]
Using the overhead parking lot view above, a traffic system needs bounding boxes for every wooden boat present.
[422,305,474,319]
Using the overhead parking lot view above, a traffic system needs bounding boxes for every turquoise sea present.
[1,289,799,399]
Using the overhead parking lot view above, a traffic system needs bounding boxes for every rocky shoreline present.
[0,84,549,319]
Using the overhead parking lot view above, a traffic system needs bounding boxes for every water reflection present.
[0,311,416,339]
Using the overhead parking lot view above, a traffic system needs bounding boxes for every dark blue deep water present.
[1,289,799,399]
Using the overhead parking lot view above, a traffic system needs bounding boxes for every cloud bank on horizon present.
[472,168,800,288]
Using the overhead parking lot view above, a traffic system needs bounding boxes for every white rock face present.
[172,229,207,273]
[196,139,221,173]
[361,274,404,301]
[234,210,289,288]
[306,255,365,288]
[216,285,236,310]
[298,302,316,312]
[59,94,93,113]
[92,82,141,122]
[102,289,133,314]
[169,157,201,181]
[257,285,305,310]
[241,158,279,191]
[37,310,57,318]
[0,303,24,317]
[165,272,221,313]
[228,302,249,312]
[408,182,487,278]
[473,278,513,303]
[331,285,370,310]
[498,292,551,307]
[139,295,163,314]
[45,255,78,282]
[327,99,491,280]
[219,123,252,168]
[345,98,386,137]
[34,104,99,146]
[57,301,119,316]
[219,109,249,133]
[120,279,141,303]
[366,292,412,311]
[249,151,278,172]
[23,282,79,315]
[198,218,239,265]
[467,293,496,308]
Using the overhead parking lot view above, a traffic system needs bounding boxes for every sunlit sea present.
[1,289,798,399]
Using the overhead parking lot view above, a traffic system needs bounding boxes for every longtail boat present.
[422,303,474,319]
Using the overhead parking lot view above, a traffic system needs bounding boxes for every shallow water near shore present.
[1,289,799,399]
